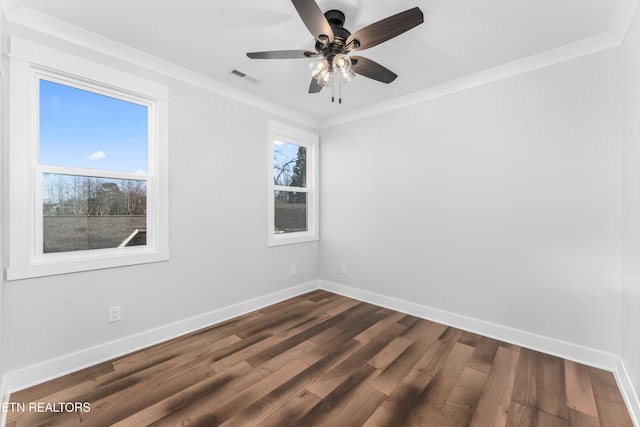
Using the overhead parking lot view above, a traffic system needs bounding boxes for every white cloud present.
[86,151,106,160]
[50,96,62,112]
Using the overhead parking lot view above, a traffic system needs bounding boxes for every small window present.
[268,121,319,246]
[7,38,169,280]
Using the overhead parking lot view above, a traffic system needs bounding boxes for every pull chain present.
[331,72,335,103]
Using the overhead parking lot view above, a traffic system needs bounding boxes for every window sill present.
[5,248,170,281]
[268,232,319,247]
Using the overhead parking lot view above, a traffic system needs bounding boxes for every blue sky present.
[39,79,148,174]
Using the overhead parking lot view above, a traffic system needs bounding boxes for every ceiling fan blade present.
[350,56,397,84]
[291,0,334,43]
[247,50,319,59]
[309,78,323,93]
[347,7,424,51]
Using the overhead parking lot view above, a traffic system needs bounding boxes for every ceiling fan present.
[246,0,424,103]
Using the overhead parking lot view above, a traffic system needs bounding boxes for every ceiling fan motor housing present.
[324,9,346,27]
[317,9,352,53]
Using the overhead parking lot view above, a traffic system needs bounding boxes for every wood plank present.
[469,346,520,427]
[245,302,377,368]
[459,331,483,347]
[220,341,379,427]
[118,360,269,427]
[79,363,214,426]
[222,338,379,427]
[438,400,480,427]
[305,289,337,302]
[209,333,289,373]
[111,361,255,427]
[297,338,364,374]
[536,353,569,420]
[466,336,500,374]
[110,336,234,375]
[323,382,386,427]
[217,379,309,427]
[418,328,463,376]
[248,388,321,427]
[354,312,406,343]
[305,323,407,398]
[567,408,600,427]
[564,360,598,418]
[293,364,379,426]
[14,338,237,427]
[371,342,430,395]
[588,367,635,427]
[511,347,539,407]
[591,400,635,427]
[308,305,393,348]
[323,298,363,316]
[152,359,310,426]
[506,401,537,427]
[405,342,476,426]
[437,367,489,426]
[401,319,448,347]
[361,368,431,427]
[368,336,413,370]
[446,366,489,411]
[536,410,570,427]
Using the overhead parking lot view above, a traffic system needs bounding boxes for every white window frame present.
[6,38,170,280]
[267,120,319,246]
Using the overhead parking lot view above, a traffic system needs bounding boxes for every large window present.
[39,79,150,254]
[7,38,169,280]
[268,120,319,246]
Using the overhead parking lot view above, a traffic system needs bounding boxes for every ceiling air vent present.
[231,69,259,83]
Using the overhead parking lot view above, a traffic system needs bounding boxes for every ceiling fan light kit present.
[246,0,424,103]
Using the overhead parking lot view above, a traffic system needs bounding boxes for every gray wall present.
[622,2,640,415]
[319,48,622,354]
[1,9,5,398]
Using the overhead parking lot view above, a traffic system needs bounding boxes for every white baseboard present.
[3,280,318,394]
[617,359,640,427]
[319,280,620,370]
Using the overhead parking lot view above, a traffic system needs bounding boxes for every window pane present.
[274,191,307,233]
[273,141,306,187]
[43,173,147,253]
[39,79,148,173]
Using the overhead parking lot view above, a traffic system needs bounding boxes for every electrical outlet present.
[341,264,347,275]
[290,265,297,276]
[108,306,121,323]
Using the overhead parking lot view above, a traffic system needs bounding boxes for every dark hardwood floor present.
[5,290,634,426]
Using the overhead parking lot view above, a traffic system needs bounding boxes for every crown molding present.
[319,0,639,128]
[319,31,622,128]
[3,6,320,129]
[3,0,638,130]
[1,0,20,18]
[608,0,640,41]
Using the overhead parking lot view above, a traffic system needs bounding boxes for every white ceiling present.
[3,0,632,123]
